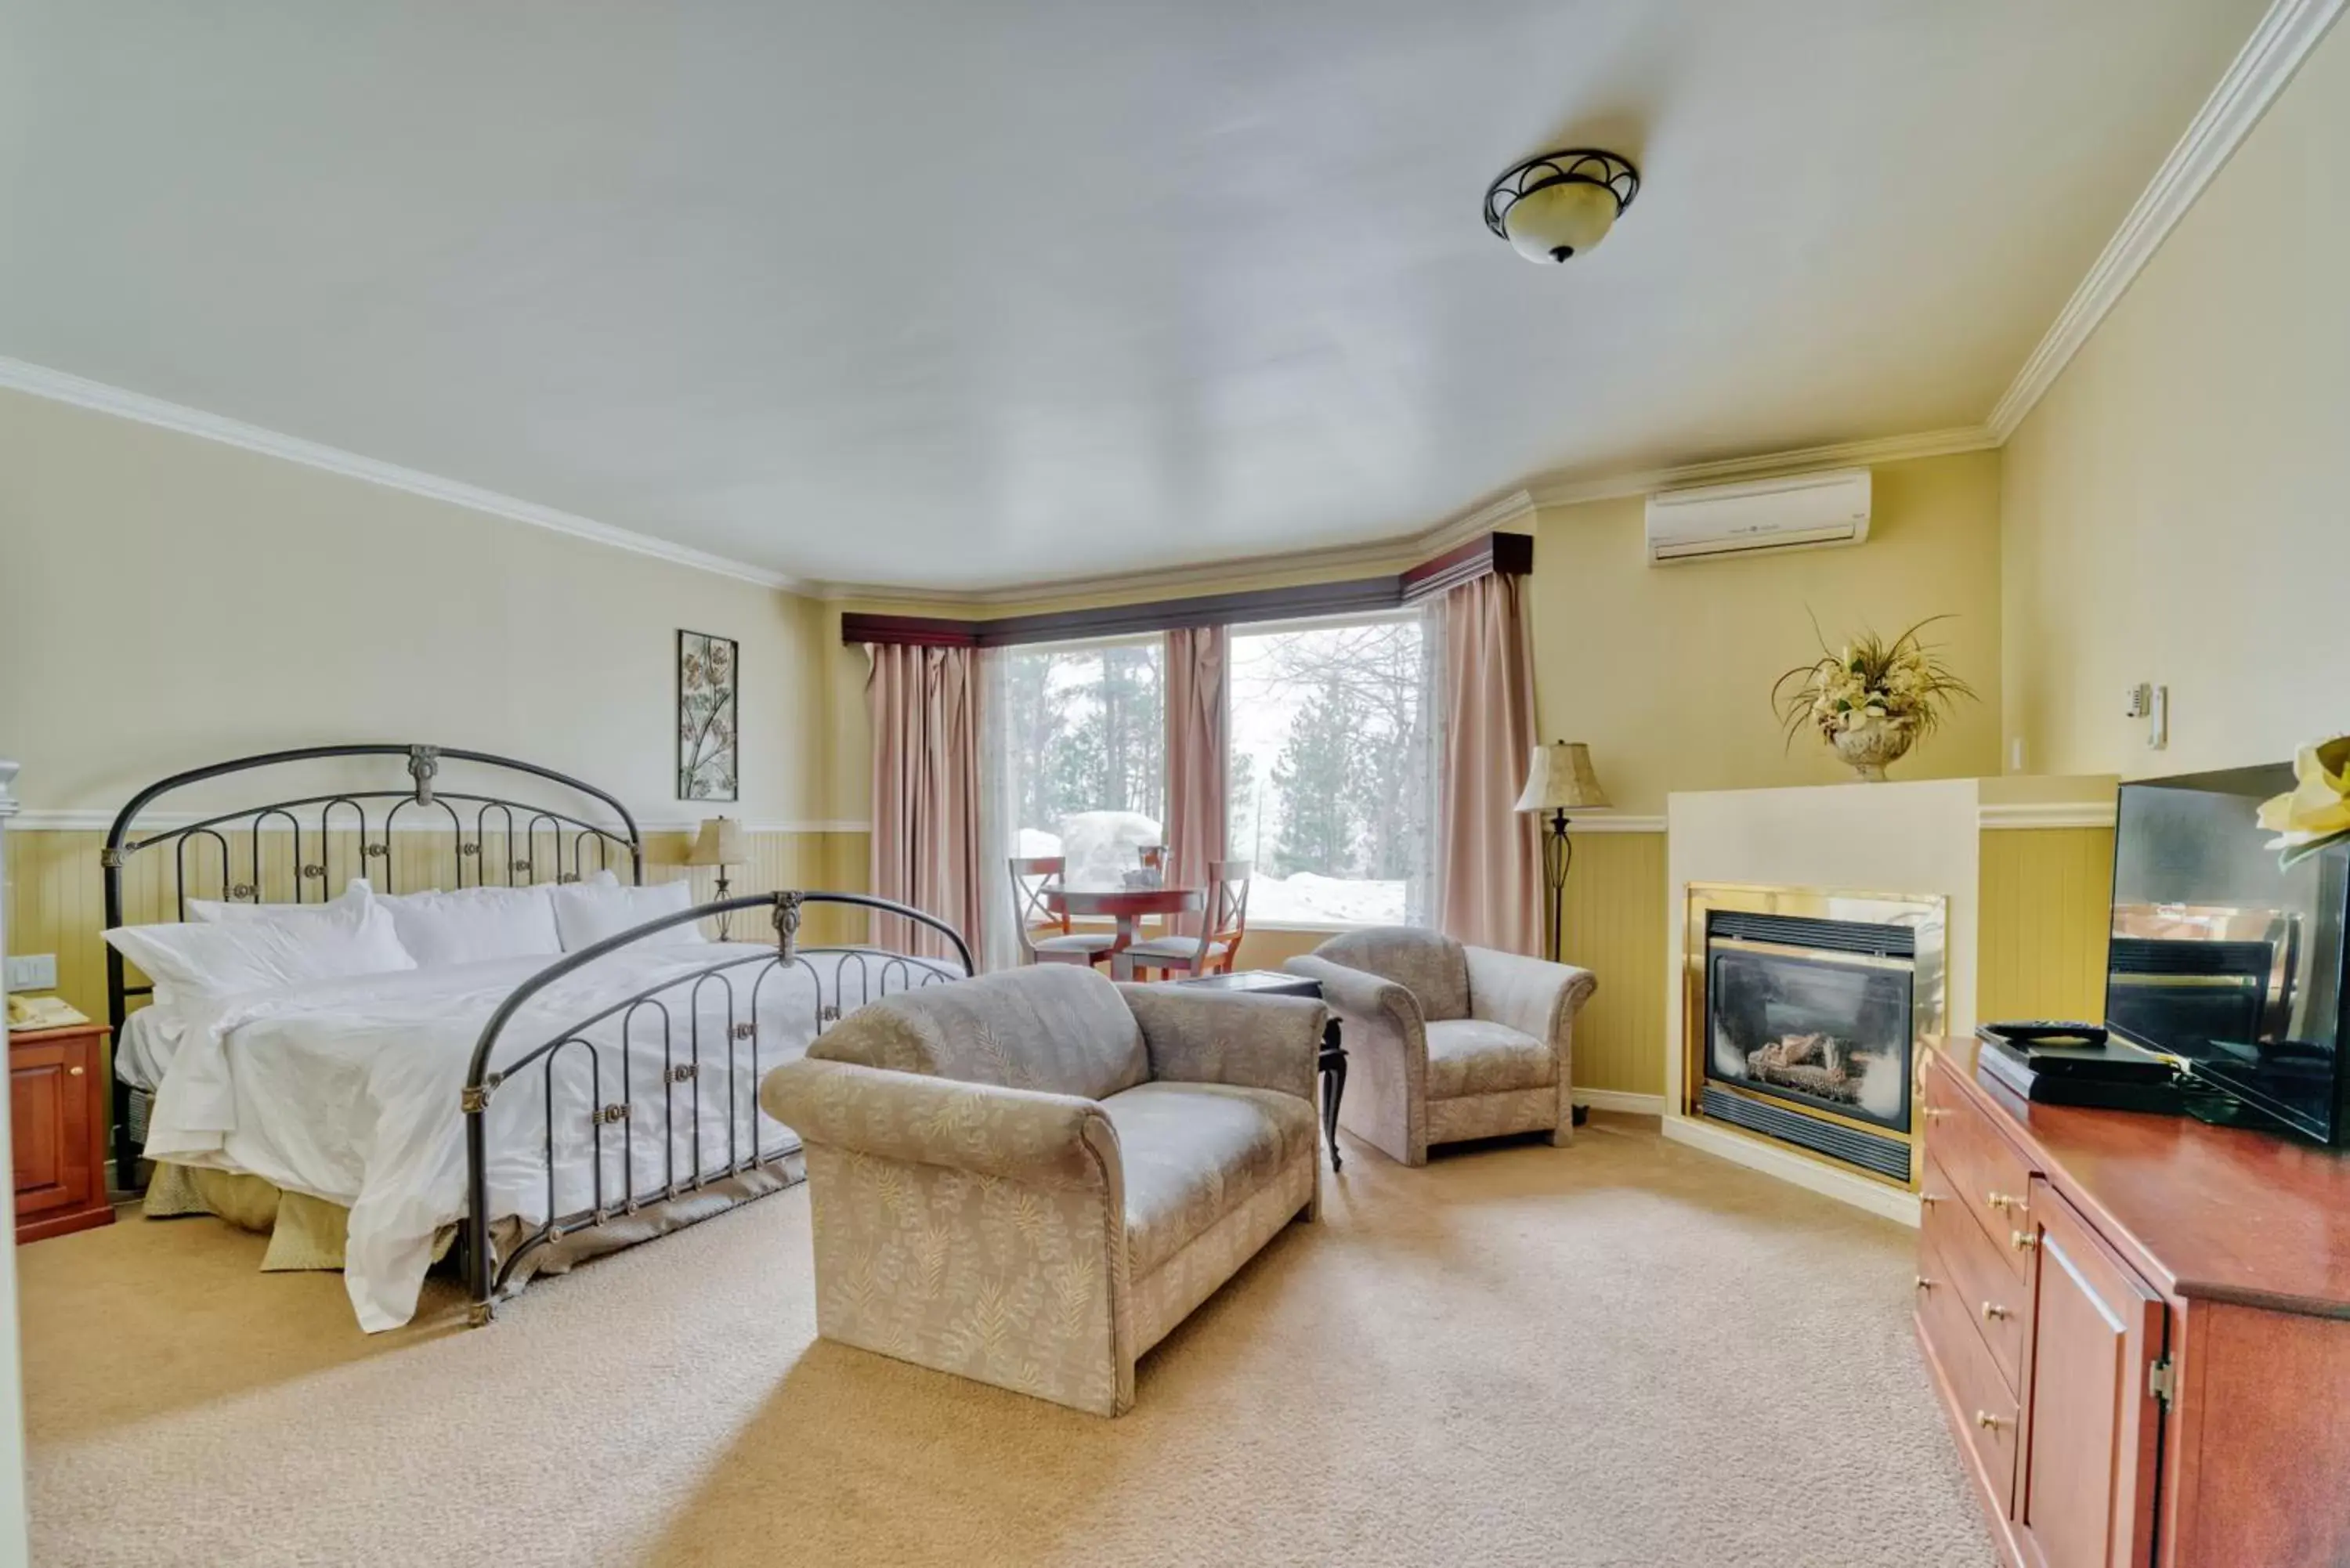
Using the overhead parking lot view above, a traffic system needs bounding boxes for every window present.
[1230,613,1434,927]
[992,636,1166,887]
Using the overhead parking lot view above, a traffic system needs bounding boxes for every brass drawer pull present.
[68,1064,85,1077]
[1923,1107,1950,1121]
[1974,1410,2006,1432]
[2011,1229,2037,1252]
[1914,1275,1936,1292]
[1986,1190,2023,1212]
[1980,1302,2011,1322]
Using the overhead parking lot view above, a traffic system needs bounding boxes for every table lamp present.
[1513,742,1610,964]
[687,815,747,936]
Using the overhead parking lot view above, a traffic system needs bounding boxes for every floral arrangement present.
[1772,616,1979,749]
[2258,737,2350,868]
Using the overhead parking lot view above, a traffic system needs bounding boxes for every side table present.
[1166,969,1347,1172]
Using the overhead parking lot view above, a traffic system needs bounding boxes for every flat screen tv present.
[2107,764,2350,1145]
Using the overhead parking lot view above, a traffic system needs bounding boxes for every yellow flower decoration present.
[2258,737,2350,868]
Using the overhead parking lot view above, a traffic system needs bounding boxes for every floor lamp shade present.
[1513,742,1611,814]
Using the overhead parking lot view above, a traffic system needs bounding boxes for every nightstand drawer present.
[10,1023,115,1243]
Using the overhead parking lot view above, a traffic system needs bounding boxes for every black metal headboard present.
[100,740,645,1039]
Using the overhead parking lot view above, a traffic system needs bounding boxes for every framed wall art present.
[677,629,739,801]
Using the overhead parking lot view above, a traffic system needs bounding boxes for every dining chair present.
[1118,860,1251,981]
[1010,855,1116,967]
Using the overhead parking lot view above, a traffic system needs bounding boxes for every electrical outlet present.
[5,953,58,992]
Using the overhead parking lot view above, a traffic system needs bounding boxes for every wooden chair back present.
[1009,855,1071,960]
[1197,859,1252,976]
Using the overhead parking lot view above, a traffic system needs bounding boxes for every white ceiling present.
[0,1,2269,591]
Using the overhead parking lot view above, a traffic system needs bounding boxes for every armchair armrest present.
[759,1057,1119,1191]
[1283,955,1425,1042]
[1118,985,1325,1103]
[1463,945,1597,1048]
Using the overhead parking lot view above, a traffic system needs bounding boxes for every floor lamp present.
[1513,741,1611,966]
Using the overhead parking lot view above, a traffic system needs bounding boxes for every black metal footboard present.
[461,890,971,1324]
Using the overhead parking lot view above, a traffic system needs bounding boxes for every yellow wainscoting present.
[1976,826,2116,1024]
[2,829,874,1032]
[1557,832,1669,1100]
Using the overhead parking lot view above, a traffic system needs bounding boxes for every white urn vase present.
[1830,715,1914,782]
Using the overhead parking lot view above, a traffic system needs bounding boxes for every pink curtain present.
[1437,573,1542,955]
[866,642,985,964]
[1162,626,1230,939]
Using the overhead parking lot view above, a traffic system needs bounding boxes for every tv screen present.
[2107,764,2350,1143]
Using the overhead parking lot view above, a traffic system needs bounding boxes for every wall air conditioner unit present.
[1643,468,1871,565]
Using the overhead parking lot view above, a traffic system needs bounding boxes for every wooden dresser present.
[1918,1035,2350,1567]
[9,1022,114,1244]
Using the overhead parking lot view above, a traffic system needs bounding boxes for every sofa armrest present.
[1463,945,1597,1052]
[1117,985,1325,1103]
[759,1057,1119,1191]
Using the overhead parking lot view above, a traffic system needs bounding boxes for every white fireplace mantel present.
[1661,774,2115,1225]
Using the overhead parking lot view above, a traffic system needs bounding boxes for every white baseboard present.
[1572,1089,1666,1116]
[1661,1114,1921,1227]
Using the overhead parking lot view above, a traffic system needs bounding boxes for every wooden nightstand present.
[10,1021,115,1243]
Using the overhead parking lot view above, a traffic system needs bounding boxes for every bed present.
[102,743,971,1330]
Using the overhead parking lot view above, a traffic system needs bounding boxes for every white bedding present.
[143,941,824,1331]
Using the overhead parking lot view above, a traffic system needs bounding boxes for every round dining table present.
[1043,885,1203,981]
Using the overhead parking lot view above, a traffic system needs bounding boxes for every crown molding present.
[0,356,804,594]
[1985,0,2346,441]
[1528,425,1998,511]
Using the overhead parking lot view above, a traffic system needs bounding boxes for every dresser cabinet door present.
[11,1034,93,1219]
[2016,1179,2165,1568]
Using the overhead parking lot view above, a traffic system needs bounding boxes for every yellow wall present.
[0,388,837,823]
[1528,451,2005,815]
[2001,18,2350,779]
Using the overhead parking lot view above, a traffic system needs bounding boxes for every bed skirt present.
[143,1154,807,1301]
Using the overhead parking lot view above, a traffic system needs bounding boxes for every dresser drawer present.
[1916,1230,2021,1517]
[1922,1055,2037,1283]
[1919,1153,2028,1395]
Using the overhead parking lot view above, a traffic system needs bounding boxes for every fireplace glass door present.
[1706,940,1914,1133]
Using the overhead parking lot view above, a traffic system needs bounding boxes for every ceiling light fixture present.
[1483,148,1640,264]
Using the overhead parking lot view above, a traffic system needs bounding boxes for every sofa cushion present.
[1101,1082,1316,1277]
[1311,927,1470,1022]
[810,964,1148,1102]
[1425,1018,1556,1099]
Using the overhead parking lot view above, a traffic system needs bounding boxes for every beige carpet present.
[21,1117,1993,1567]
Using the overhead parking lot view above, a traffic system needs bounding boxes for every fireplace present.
[1683,885,1946,1187]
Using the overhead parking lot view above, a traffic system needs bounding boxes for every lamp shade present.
[687,815,747,867]
[1514,742,1611,813]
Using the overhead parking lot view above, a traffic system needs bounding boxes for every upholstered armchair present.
[1285,927,1596,1167]
[759,964,1326,1416]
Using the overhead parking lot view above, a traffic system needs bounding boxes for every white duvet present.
[143,941,826,1331]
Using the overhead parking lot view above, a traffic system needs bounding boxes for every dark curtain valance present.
[841,532,1532,649]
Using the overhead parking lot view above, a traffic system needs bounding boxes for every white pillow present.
[374,884,566,968]
[550,879,705,952]
[189,876,372,926]
[104,894,415,999]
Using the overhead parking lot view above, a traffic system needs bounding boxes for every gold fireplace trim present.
[1682,880,1949,1192]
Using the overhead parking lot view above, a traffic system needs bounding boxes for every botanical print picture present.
[678,629,739,800]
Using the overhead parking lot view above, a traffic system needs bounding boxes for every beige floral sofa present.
[758,963,1327,1416]
[1286,927,1596,1167]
